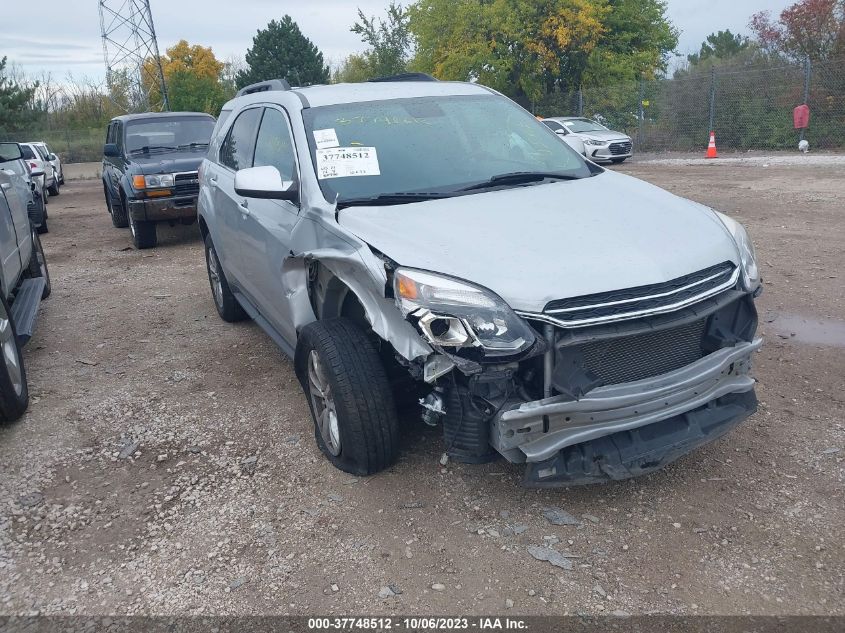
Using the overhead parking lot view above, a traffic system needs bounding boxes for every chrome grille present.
[533,262,738,328]
[576,318,706,385]
[609,141,632,155]
[174,171,199,197]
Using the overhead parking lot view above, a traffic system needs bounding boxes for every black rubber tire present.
[204,234,247,322]
[59,174,65,185]
[47,174,59,196]
[129,215,157,249]
[36,218,48,235]
[25,229,51,300]
[0,294,29,423]
[105,184,128,228]
[295,318,400,476]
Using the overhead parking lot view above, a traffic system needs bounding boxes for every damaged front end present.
[389,261,762,486]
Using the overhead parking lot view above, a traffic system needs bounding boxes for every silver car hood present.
[575,130,630,142]
[337,170,739,313]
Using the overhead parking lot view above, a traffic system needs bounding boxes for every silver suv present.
[198,75,762,486]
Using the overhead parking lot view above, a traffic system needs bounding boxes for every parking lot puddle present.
[767,313,845,348]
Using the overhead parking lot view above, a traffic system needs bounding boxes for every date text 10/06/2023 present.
[307,617,529,630]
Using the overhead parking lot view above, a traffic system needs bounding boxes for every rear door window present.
[219,108,262,171]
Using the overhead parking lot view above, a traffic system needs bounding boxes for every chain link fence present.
[12,59,845,162]
[534,58,845,152]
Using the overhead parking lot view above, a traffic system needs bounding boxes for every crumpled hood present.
[130,150,206,175]
[575,130,630,142]
[337,170,740,313]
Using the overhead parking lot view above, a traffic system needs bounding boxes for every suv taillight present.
[30,162,38,169]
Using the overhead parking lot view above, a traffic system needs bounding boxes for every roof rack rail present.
[236,79,291,97]
[368,72,438,83]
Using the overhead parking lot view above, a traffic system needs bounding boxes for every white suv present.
[198,75,761,486]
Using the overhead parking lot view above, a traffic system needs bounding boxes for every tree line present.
[1,0,843,151]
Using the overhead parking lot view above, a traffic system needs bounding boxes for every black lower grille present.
[174,172,199,197]
[574,319,706,385]
[609,141,632,155]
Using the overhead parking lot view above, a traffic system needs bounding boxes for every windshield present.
[561,118,608,133]
[302,94,591,203]
[124,116,215,154]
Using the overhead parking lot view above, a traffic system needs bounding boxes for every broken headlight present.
[716,212,760,292]
[393,268,534,355]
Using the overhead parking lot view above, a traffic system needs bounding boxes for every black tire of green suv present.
[295,318,400,476]
[204,235,247,323]
[105,184,128,228]
[129,214,157,249]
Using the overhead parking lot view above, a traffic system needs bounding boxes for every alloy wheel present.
[206,245,224,308]
[307,350,341,456]
[0,302,23,397]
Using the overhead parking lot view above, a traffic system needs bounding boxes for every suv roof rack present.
[368,72,438,83]
[236,79,291,97]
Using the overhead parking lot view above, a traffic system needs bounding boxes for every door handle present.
[209,176,218,188]
[238,199,250,215]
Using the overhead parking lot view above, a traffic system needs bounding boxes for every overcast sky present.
[2,0,795,82]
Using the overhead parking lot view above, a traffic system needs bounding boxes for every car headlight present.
[143,174,174,188]
[393,268,534,355]
[716,212,760,291]
[584,139,605,146]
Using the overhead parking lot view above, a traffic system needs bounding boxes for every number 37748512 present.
[316,147,381,179]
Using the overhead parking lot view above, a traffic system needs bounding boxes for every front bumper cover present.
[127,195,197,222]
[492,338,762,465]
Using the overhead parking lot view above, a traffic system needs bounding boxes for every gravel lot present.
[0,160,842,616]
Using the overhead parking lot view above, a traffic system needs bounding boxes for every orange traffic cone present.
[705,131,718,158]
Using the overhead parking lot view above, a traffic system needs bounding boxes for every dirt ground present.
[0,160,842,617]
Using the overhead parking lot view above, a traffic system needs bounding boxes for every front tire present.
[47,174,60,196]
[0,294,29,423]
[204,234,247,322]
[26,229,51,300]
[295,318,400,476]
[129,214,157,249]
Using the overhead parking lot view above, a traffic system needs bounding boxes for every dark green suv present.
[102,112,215,248]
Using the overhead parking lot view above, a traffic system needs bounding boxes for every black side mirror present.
[103,143,120,158]
[48,153,58,161]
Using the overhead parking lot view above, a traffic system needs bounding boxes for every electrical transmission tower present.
[99,0,170,112]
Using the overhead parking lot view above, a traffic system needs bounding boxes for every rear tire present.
[36,219,48,235]
[47,174,59,196]
[295,318,400,476]
[0,294,29,423]
[105,184,128,228]
[26,229,51,300]
[204,234,247,322]
[129,214,157,249]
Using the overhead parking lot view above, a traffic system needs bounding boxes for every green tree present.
[237,16,330,88]
[409,0,609,100]
[333,54,374,83]
[0,57,41,134]
[350,2,414,79]
[586,0,678,83]
[687,30,749,65]
[167,71,228,113]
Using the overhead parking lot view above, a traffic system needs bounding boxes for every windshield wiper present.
[338,191,456,208]
[456,171,582,192]
[178,142,209,150]
[129,145,178,155]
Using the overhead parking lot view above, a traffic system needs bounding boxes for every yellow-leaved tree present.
[142,40,230,114]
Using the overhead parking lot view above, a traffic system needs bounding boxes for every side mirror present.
[29,168,45,178]
[555,129,567,136]
[103,143,120,158]
[234,166,298,202]
[48,153,58,161]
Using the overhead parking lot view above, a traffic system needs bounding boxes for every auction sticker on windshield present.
[313,128,340,150]
[316,147,381,179]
